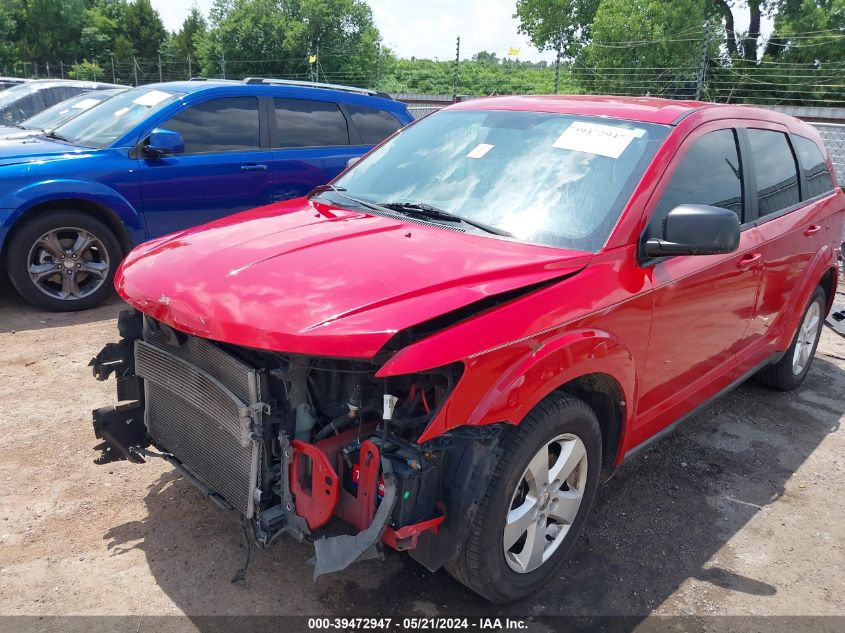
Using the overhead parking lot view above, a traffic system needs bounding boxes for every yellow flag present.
[507,47,520,57]
[308,54,317,64]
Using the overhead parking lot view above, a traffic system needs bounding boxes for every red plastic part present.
[382,515,446,551]
[290,439,339,530]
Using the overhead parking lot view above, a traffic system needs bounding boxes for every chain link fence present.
[813,123,845,186]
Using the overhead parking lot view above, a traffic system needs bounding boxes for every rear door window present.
[345,104,402,144]
[747,129,800,216]
[650,128,744,237]
[165,97,260,155]
[273,98,349,147]
[792,135,835,199]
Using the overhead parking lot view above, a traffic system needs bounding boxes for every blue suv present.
[0,78,413,310]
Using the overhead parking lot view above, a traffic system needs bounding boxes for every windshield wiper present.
[44,130,71,143]
[310,184,396,215]
[380,201,513,237]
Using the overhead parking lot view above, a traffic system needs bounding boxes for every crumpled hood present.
[0,136,92,166]
[117,198,592,358]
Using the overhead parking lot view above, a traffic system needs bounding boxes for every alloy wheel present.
[792,300,821,376]
[503,433,588,574]
[27,227,110,301]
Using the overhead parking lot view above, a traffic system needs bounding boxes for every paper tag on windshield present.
[72,98,100,110]
[132,90,171,107]
[552,122,643,158]
[467,143,493,159]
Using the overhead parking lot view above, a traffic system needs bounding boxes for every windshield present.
[52,87,182,148]
[21,89,124,131]
[332,109,668,251]
[0,82,37,108]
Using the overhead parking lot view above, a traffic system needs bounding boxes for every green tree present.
[578,0,710,96]
[171,4,207,61]
[124,0,166,60]
[16,0,86,62]
[472,51,499,64]
[515,0,599,58]
[197,0,380,84]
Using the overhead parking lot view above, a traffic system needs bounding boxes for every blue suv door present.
[268,97,363,201]
[139,96,273,237]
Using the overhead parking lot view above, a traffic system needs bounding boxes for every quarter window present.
[650,129,743,237]
[274,98,349,147]
[165,97,260,155]
[747,129,800,216]
[792,135,835,199]
[345,104,402,144]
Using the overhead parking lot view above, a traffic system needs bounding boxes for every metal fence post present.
[453,36,460,103]
[59,60,63,79]
[554,30,563,95]
[133,57,138,86]
[695,21,712,101]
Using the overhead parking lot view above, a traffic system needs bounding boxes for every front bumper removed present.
[88,312,447,577]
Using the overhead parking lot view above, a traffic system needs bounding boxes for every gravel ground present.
[0,274,843,626]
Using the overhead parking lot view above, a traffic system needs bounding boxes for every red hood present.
[117,198,592,358]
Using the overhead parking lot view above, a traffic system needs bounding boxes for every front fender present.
[467,328,635,429]
[412,326,636,445]
[0,179,145,244]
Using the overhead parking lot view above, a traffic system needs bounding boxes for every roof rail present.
[241,77,392,99]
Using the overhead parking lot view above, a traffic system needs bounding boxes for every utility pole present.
[158,52,162,82]
[110,54,116,84]
[695,20,712,101]
[133,57,138,86]
[553,30,564,94]
[452,36,460,103]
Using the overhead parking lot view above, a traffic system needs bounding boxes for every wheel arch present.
[440,327,635,468]
[774,244,836,350]
[2,196,138,265]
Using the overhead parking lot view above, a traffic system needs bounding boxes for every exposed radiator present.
[134,329,265,517]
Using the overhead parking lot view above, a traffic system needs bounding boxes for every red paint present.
[382,515,446,551]
[116,97,845,465]
[289,440,339,529]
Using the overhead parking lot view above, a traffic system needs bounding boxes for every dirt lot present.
[1,272,844,626]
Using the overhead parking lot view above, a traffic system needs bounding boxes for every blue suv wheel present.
[7,210,122,311]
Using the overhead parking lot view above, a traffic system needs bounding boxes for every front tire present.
[6,210,121,312]
[756,286,826,391]
[447,394,601,603]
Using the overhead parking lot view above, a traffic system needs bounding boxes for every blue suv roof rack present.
[241,77,392,100]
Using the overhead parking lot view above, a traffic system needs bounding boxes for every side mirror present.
[145,128,184,158]
[645,204,740,258]
[346,156,361,168]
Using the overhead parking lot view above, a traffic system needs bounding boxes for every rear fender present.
[774,245,835,351]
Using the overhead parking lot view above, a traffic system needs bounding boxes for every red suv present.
[91,96,843,603]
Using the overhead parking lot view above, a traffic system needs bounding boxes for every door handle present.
[804,224,821,236]
[737,253,762,269]
[241,164,268,172]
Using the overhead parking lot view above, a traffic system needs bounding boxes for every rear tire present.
[6,210,121,312]
[756,286,826,391]
[447,394,601,603]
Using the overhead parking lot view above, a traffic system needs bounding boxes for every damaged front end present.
[91,309,500,577]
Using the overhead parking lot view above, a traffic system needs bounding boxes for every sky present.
[150,0,771,64]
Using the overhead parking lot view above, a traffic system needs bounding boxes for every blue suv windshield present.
[53,87,183,149]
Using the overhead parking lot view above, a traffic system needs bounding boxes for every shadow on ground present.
[0,272,123,334]
[100,357,844,624]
